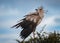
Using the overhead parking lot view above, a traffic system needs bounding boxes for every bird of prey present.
[12,7,44,39]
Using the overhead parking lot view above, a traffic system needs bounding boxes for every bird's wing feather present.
[24,12,38,17]
[25,13,40,23]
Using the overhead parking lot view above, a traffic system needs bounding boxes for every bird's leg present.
[33,30,37,43]
[21,39,25,43]
[33,30,35,39]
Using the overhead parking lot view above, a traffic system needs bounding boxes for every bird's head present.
[36,6,44,15]
[35,6,44,14]
[36,6,48,14]
[35,6,44,18]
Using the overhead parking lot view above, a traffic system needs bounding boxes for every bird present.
[11,7,44,39]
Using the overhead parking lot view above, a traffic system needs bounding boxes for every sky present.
[0,0,60,43]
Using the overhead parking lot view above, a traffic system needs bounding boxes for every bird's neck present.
[39,12,44,19]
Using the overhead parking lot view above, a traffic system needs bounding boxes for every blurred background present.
[0,0,60,43]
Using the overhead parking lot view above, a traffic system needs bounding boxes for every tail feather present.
[11,20,26,28]
[11,18,26,28]
[11,23,21,28]
[11,20,34,29]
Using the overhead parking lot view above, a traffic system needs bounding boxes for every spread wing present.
[11,12,41,39]
[11,7,44,39]
[11,13,41,28]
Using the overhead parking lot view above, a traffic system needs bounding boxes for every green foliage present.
[16,31,60,43]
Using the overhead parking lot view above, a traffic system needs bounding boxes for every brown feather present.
[20,20,37,39]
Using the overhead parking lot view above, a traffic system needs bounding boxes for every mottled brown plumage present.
[12,7,44,39]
